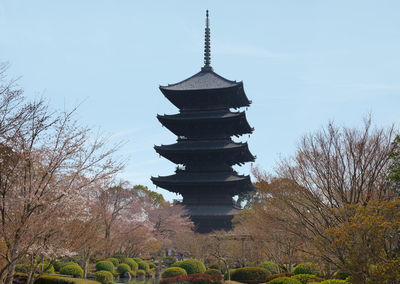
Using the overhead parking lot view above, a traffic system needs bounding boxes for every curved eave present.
[150,173,253,195]
[159,82,251,110]
[154,142,255,165]
[157,111,254,137]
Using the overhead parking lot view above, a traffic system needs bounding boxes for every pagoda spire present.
[202,10,213,72]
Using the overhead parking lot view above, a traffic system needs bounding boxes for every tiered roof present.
[151,10,255,233]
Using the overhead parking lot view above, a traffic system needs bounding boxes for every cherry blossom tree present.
[0,65,124,283]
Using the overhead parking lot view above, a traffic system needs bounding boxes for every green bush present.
[95,261,114,273]
[317,280,350,284]
[146,268,155,277]
[333,271,351,280]
[123,258,138,272]
[205,269,222,275]
[94,271,114,284]
[137,261,149,272]
[224,269,235,280]
[136,269,146,277]
[60,264,84,278]
[112,254,126,262]
[161,267,187,278]
[266,273,295,282]
[267,277,302,284]
[291,274,324,284]
[35,275,99,284]
[259,261,280,275]
[132,257,143,263]
[231,267,270,284]
[147,261,156,269]
[172,259,206,275]
[106,258,119,267]
[116,264,131,276]
[293,263,319,276]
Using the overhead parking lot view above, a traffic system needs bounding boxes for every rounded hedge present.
[293,262,319,276]
[117,263,131,276]
[137,261,150,272]
[147,261,156,269]
[123,258,138,272]
[60,264,83,278]
[267,277,301,284]
[231,267,270,284]
[161,267,187,278]
[136,269,146,277]
[107,258,119,267]
[205,269,222,275]
[95,270,114,284]
[96,261,114,273]
[333,271,351,280]
[266,273,295,282]
[292,274,324,284]
[132,257,143,263]
[318,280,350,284]
[259,261,279,275]
[172,259,206,275]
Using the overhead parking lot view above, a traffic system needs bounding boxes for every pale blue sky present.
[1,1,399,201]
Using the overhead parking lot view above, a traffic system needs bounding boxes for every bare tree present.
[244,118,398,269]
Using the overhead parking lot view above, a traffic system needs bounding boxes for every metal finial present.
[202,10,213,71]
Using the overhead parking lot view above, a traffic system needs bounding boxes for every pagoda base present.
[184,204,241,233]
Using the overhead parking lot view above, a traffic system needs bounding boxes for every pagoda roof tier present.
[151,171,253,195]
[159,70,251,110]
[157,110,253,139]
[154,140,255,165]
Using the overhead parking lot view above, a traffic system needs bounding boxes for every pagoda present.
[151,11,255,233]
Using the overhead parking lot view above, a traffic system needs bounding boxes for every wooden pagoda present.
[151,11,255,233]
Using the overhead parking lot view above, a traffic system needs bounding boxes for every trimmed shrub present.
[137,261,149,272]
[147,261,156,269]
[224,269,235,280]
[259,261,280,275]
[94,271,114,284]
[106,258,119,267]
[112,254,125,262]
[293,263,319,276]
[95,261,114,273]
[116,263,131,276]
[205,269,222,275]
[161,267,187,278]
[136,269,146,277]
[265,273,295,282]
[123,258,138,272]
[132,257,143,263]
[317,280,350,284]
[267,277,301,284]
[159,273,222,284]
[146,268,155,277]
[172,259,206,275]
[60,264,84,278]
[35,275,99,284]
[231,267,270,284]
[292,274,324,284]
